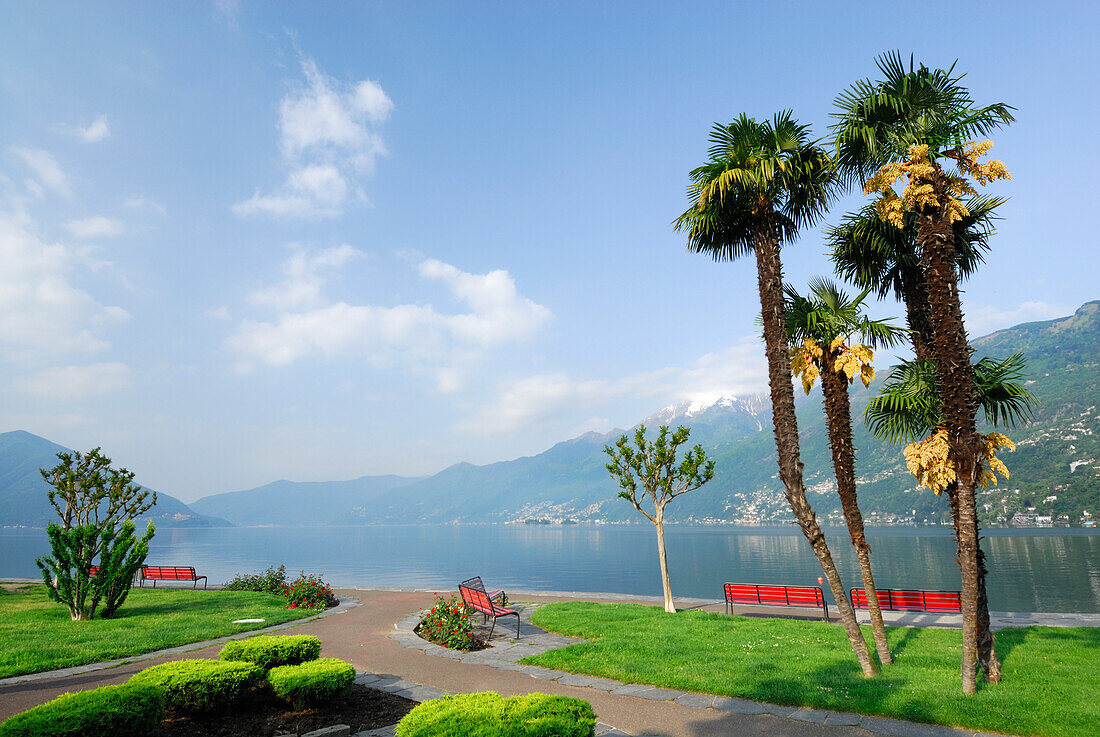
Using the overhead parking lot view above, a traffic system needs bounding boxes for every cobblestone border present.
[389,602,1019,737]
[0,596,361,687]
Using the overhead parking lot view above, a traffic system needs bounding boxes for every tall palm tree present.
[832,52,1014,693]
[785,278,906,666]
[827,195,1006,678]
[674,113,878,677]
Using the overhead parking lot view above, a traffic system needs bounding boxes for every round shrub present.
[219,634,322,670]
[128,658,263,713]
[0,683,163,737]
[283,572,339,609]
[395,692,596,737]
[267,657,355,708]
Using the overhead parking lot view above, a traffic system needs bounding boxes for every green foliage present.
[526,602,1099,737]
[267,658,355,709]
[0,683,164,737]
[223,564,288,594]
[129,658,263,713]
[34,448,157,621]
[604,425,715,522]
[784,278,906,351]
[395,692,596,737]
[417,593,481,650]
[284,572,339,609]
[219,634,321,670]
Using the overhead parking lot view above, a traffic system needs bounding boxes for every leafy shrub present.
[0,683,163,737]
[128,658,263,712]
[223,564,287,594]
[267,658,355,708]
[219,635,322,670]
[416,593,482,650]
[283,572,338,609]
[395,692,596,737]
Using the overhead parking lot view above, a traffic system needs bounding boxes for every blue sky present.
[1,1,1096,502]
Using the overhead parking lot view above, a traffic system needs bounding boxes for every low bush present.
[223,564,288,594]
[0,683,164,737]
[128,658,263,712]
[416,593,482,650]
[219,634,322,670]
[267,657,355,708]
[395,692,596,737]
[283,572,339,609]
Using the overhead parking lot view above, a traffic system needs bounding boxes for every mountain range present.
[3,301,1099,529]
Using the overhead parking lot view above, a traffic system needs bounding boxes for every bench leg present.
[487,616,497,642]
[514,612,520,639]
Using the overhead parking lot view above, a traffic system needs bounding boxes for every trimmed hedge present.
[219,634,322,670]
[128,658,263,712]
[0,683,164,737]
[267,657,356,708]
[395,692,597,737]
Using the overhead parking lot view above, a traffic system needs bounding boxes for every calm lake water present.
[2,525,1098,613]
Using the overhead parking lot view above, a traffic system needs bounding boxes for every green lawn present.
[0,583,320,678]
[523,602,1099,737]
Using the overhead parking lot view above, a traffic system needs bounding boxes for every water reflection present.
[1,526,1096,612]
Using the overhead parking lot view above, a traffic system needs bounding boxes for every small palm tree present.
[832,52,1014,693]
[785,278,906,666]
[674,112,878,677]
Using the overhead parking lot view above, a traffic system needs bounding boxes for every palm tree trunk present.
[946,483,1001,683]
[753,222,877,677]
[820,358,892,665]
[916,170,987,694]
[654,509,675,614]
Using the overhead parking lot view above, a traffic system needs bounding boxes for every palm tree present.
[827,195,1006,677]
[832,52,1014,693]
[785,278,906,666]
[866,353,1036,685]
[674,112,878,677]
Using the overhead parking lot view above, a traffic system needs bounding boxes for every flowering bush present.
[281,573,338,610]
[416,593,483,651]
[223,564,288,594]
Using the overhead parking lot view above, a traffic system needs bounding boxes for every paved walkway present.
[4,587,1095,735]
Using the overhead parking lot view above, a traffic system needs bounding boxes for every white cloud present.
[965,301,1070,337]
[14,362,132,400]
[0,209,130,359]
[228,254,551,382]
[12,147,71,198]
[65,216,126,239]
[124,194,167,215]
[463,340,768,435]
[77,115,111,143]
[204,306,231,321]
[233,57,392,219]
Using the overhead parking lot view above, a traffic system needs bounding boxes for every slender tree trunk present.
[916,169,989,693]
[753,221,877,677]
[820,357,892,665]
[946,484,1001,683]
[654,509,675,614]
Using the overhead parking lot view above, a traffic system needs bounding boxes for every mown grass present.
[0,583,319,678]
[524,602,1099,737]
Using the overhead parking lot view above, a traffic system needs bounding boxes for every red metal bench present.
[458,583,520,640]
[724,582,830,622]
[140,565,207,589]
[850,588,961,612]
[460,576,505,604]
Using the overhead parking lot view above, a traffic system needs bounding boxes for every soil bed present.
[149,684,416,737]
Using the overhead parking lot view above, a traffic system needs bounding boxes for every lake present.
[2,525,1098,613]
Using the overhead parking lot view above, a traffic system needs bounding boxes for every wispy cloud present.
[124,194,167,216]
[12,147,71,198]
[228,251,551,386]
[212,0,241,30]
[76,115,111,143]
[965,300,1070,337]
[65,216,126,239]
[14,362,132,400]
[233,57,393,219]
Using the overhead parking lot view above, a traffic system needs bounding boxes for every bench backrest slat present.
[724,583,824,608]
[142,566,198,579]
[849,588,961,612]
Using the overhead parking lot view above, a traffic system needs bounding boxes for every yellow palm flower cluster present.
[904,429,1016,494]
[863,141,1009,228]
[790,337,875,395]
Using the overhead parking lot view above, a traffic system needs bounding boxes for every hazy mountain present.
[0,431,227,528]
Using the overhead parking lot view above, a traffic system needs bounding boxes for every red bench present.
[458,583,520,640]
[140,566,208,589]
[724,582,830,622]
[850,588,961,612]
[460,576,505,604]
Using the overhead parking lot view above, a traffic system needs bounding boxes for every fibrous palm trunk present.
[753,221,877,677]
[915,169,988,694]
[820,357,892,665]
